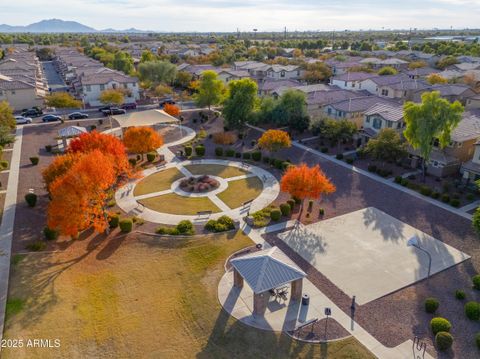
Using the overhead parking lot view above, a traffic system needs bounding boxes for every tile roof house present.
[330,72,378,90]
[412,84,476,104]
[257,79,301,96]
[306,88,363,117]
[360,74,430,100]
[360,102,405,141]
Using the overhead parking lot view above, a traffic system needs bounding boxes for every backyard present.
[3,230,373,359]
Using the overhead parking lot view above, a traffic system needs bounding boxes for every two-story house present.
[330,72,378,90]
[79,73,140,107]
[360,103,405,145]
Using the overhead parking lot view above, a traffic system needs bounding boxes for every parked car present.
[21,107,43,117]
[68,112,89,120]
[102,108,126,116]
[42,114,61,122]
[98,105,112,112]
[121,102,137,110]
[14,116,33,124]
[159,99,175,108]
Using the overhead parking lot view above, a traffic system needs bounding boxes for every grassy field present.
[134,167,184,196]
[4,231,374,359]
[139,192,221,215]
[185,164,249,179]
[218,176,264,209]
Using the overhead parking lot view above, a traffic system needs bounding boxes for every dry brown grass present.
[212,132,237,145]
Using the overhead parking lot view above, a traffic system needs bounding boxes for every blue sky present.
[2,0,480,31]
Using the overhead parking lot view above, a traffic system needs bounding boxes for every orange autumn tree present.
[163,103,180,117]
[42,152,78,192]
[280,163,336,213]
[47,150,117,236]
[68,131,130,177]
[123,126,164,160]
[258,129,292,153]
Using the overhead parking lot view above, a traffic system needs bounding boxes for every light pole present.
[407,235,432,281]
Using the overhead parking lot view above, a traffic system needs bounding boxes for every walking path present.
[0,127,23,338]
[459,200,480,213]
[247,124,473,221]
[227,218,434,359]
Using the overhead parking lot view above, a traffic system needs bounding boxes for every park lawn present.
[185,164,249,179]
[133,167,184,196]
[218,176,263,209]
[139,192,220,215]
[4,231,374,359]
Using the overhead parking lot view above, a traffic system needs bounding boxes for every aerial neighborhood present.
[0,13,480,359]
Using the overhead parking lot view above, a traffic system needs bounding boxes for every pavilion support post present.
[253,292,269,317]
[291,278,303,301]
[233,268,244,288]
[62,137,67,152]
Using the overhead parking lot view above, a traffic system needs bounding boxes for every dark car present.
[42,114,61,122]
[21,108,43,117]
[102,108,126,116]
[98,105,112,112]
[159,99,175,108]
[68,112,89,120]
[121,103,137,110]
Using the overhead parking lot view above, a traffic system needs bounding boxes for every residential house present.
[257,79,301,96]
[359,57,409,70]
[404,67,439,79]
[306,88,363,118]
[466,94,480,110]
[330,72,378,90]
[216,69,250,83]
[409,111,480,177]
[360,102,405,145]
[360,74,429,101]
[412,84,476,104]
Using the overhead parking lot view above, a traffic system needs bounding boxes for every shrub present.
[109,214,119,229]
[425,297,440,313]
[394,176,403,184]
[29,156,39,165]
[280,203,291,216]
[319,208,325,216]
[400,178,409,187]
[251,207,273,227]
[465,301,480,320]
[215,147,223,156]
[455,290,466,300]
[176,220,195,235]
[252,151,262,161]
[184,146,193,156]
[321,147,328,153]
[420,186,432,196]
[43,227,58,241]
[45,145,52,152]
[473,275,480,290]
[287,199,295,210]
[217,215,235,230]
[308,200,314,212]
[212,132,236,145]
[242,152,251,160]
[205,216,235,233]
[450,199,460,207]
[270,209,281,221]
[24,193,37,207]
[195,145,205,156]
[293,196,301,204]
[367,164,377,172]
[441,194,450,203]
[235,152,241,158]
[435,332,453,351]
[476,332,480,349]
[263,156,270,164]
[128,158,137,167]
[225,148,235,157]
[26,241,46,252]
[346,158,354,164]
[430,317,452,334]
[119,218,133,233]
[0,160,8,169]
[431,192,440,199]
[274,159,283,170]
[336,153,344,160]
[146,152,156,162]
[136,154,141,161]
[467,193,475,201]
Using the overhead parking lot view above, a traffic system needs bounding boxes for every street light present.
[407,235,432,281]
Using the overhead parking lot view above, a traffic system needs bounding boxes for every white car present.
[15,116,33,124]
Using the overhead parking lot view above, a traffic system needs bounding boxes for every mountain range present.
[0,19,148,33]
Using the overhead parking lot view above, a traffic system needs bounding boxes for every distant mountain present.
[0,19,148,33]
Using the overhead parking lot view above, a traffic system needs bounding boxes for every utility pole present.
[284,26,287,40]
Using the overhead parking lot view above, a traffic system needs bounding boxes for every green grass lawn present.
[139,192,221,215]
[185,164,249,179]
[134,167,184,196]
[4,231,374,359]
[218,176,264,209]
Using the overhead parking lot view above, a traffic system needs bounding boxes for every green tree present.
[175,71,193,89]
[194,70,225,110]
[378,66,398,76]
[302,62,332,84]
[99,89,125,106]
[0,125,15,146]
[138,61,177,85]
[112,51,134,74]
[275,89,310,132]
[256,96,278,124]
[140,50,156,63]
[403,91,464,179]
[0,101,16,129]
[364,128,407,164]
[321,119,357,146]
[45,92,82,109]
[223,78,258,129]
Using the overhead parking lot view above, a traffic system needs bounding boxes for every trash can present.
[302,294,310,306]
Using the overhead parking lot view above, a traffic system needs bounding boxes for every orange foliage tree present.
[42,152,77,192]
[258,129,292,153]
[68,131,130,177]
[280,163,335,211]
[47,150,117,236]
[163,103,180,117]
[123,126,164,160]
